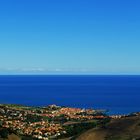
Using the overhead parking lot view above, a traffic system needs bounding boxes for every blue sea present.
[0,75,140,115]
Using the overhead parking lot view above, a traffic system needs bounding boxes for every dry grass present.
[76,116,140,140]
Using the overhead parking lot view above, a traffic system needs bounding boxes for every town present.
[0,104,110,140]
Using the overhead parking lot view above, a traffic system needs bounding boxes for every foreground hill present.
[0,134,20,140]
[77,115,140,140]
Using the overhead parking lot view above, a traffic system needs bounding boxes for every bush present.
[0,128,9,138]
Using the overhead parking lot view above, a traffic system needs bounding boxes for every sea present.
[0,75,140,115]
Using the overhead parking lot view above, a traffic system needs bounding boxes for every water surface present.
[0,75,140,115]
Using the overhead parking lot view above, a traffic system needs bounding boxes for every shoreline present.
[0,103,139,117]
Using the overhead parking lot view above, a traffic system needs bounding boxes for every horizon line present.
[0,74,140,76]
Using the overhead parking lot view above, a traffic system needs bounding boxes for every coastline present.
[0,104,140,140]
[0,103,139,117]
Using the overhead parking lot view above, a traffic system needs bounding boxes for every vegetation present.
[77,115,140,140]
[25,114,42,123]
[0,128,9,138]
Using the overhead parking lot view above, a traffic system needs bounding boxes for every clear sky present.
[0,0,140,74]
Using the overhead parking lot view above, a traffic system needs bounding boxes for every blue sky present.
[0,0,140,74]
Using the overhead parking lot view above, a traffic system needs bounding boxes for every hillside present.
[77,115,140,140]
